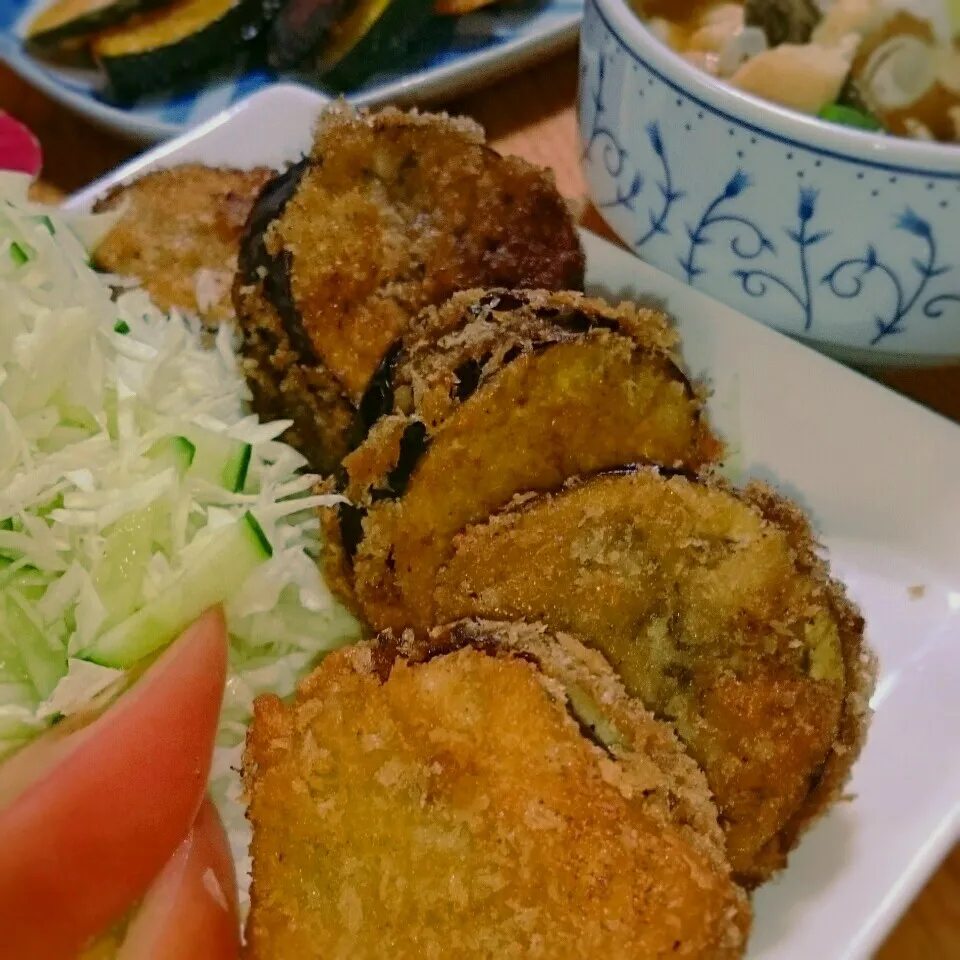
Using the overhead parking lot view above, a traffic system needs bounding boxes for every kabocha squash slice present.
[331,289,722,630]
[313,0,434,90]
[429,464,876,887]
[92,0,277,102]
[25,0,171,47]
[266,0,434,81]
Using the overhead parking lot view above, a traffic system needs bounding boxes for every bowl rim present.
[586,0,960,178]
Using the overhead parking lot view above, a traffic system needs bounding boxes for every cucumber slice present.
[183,425,252,492]
[92,507,160,629]
[1,568,47,603]
[0,640,31,690]
[0,592,66,699]
[9,241,33,266]
[147,435,196,475]
[56,397,98,432]
[0,679,34,706]
[82,512,272,668]
[0,517,17,563]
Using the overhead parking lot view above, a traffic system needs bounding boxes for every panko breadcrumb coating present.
[243,620,750,959]
[93,164,274,324]
[233,106,585,473]
[428,467,876,886]
[323,288,722,622]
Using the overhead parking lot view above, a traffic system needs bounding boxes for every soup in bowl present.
[640,0,960,142]
[578,0,960,366]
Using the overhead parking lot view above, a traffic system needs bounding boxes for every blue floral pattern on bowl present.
[579,0,960,362]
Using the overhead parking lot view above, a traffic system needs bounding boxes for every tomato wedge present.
[0,608,228,960]
[118,796,240,960]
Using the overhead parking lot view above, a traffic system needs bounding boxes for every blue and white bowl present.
[578,0,960,367]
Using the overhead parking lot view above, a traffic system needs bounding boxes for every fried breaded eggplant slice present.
[429,467,876,886]
[93,164,274,324]
[233,106,585,473]
[327,289,722,627]
[243,620,750,959]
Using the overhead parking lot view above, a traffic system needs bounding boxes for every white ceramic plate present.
[67,86,960,960]
[0,0,579,143]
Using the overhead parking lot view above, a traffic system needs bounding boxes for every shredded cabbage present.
[0,172,361,907]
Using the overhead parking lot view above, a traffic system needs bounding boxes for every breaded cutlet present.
[93,165,274,324]
[324,288,722,626]
[243,620,750,959]
[233,105,585,473]
[428,466,877,886]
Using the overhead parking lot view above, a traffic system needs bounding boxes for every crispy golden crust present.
[233,106,584,473]
[408,619,731,856]
[238,295,361,471]
[428,467,875,886]
[327,289,722,628]
[737,485,877,879]
[393,288,685,432]
[243,623,750,959]
[93,164,274,324]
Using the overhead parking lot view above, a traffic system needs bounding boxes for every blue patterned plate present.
[0,0,580,142]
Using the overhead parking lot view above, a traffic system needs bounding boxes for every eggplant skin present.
[266,0,353,70]
[237,158,318,362]
[232,106,585,474]
[340,290,722,634]
[234,157,360,474]
[430,465,876,887]
[355,341,402,435]
[242,619,750,959]
[387,288,690,433]
[237,158,311,283]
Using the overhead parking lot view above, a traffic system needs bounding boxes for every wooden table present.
[2,48,958,958]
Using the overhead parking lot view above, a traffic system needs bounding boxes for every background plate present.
[67,85,960,960]
[0,0,580,142]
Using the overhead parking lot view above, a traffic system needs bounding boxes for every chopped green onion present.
[9,241,33,265]
[819,103,883,132]
[113,319,130,334]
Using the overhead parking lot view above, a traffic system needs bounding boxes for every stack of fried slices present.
[95,105,877,960]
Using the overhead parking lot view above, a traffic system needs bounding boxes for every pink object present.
[118,797,241,960]
[0,111,43,177]
[0,608,229,960]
